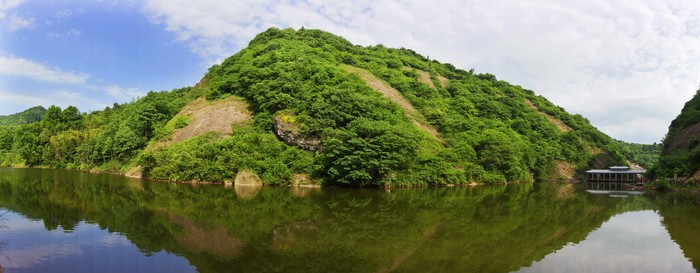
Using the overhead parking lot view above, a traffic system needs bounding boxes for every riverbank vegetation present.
[0,28,629,186]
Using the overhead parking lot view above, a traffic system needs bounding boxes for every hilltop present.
[0,106,46,126]
[0,28,629,186]
[651,89,700,181]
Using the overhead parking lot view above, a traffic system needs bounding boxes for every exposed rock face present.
[272,114,322,152]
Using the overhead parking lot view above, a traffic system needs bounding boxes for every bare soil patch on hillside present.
[413,69,436,89]
[405,67,449,89]
[554,161,576,180]
[404,67,450,90]
[437,75,449,87]
[170,97,252,144]
[524,99,571,132]
[627,160,644,170]
[342,65,442,141]
[412,120,441,140]
[343,65,419,117]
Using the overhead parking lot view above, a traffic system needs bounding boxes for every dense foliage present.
[651,89,700,179]
[140,127,313,184]
[0,88,200,170]
[0,106,46,126]
[201,27,625,185]
[0,28,629,186]
[615,140,661,169]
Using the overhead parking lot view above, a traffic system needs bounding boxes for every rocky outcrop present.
[272,113,322,152]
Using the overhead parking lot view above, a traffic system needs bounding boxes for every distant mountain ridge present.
[0,106,46,126]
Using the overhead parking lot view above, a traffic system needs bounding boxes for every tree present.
[319,119,418,186]
[13,123,42,165]
[60,106,84,131]
[42,105,62,133]
[113,124,143,159]
[0,128,13,151]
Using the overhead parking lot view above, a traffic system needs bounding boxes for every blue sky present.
[1,0,700,144]
[0,1,202,113]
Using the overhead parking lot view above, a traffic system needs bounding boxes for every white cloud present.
[7,12,33,31]
[46,28,82,38]
[103,84,145,101]
[0,89,51,107]
[0,0,24,19]
[54,7,85,19]
[0,89,108,115]
[66,28,80,36]
[0,55,143,114]
[0,55,89,84]
[142,0,700,143]
[55,9,72,18]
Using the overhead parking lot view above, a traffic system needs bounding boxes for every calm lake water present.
[0,168,698,273]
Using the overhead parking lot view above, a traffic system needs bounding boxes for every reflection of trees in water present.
[0,169,639,273]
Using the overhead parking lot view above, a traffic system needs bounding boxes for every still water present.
[0,168,697,273]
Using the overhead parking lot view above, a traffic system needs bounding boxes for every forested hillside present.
[652,89,700,180]
[0,106,46,126]
[615,140,661,169]
[0,28,628,186]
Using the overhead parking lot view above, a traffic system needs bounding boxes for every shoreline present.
[0,165,512,188]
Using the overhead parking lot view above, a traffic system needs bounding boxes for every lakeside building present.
[585,166,645,183]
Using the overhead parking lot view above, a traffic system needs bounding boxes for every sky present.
[1,1,699,144]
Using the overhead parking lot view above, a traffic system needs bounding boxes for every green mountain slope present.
[144,28,626,185]
[0,28,627,186]
[651,89,700,180]
[0,106,46,126]
[615,140,661,169]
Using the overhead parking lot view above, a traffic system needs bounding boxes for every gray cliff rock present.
[272,114,322,152]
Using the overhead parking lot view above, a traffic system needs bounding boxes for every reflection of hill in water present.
[517,210,694,273]
[0,168,691,273]
[652,193,700,270]
[169,213,244,259]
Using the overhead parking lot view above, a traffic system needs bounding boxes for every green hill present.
[615,140,661,169]
[0,28,627,186]
[0,106,46,126]
[651,89,700,180]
